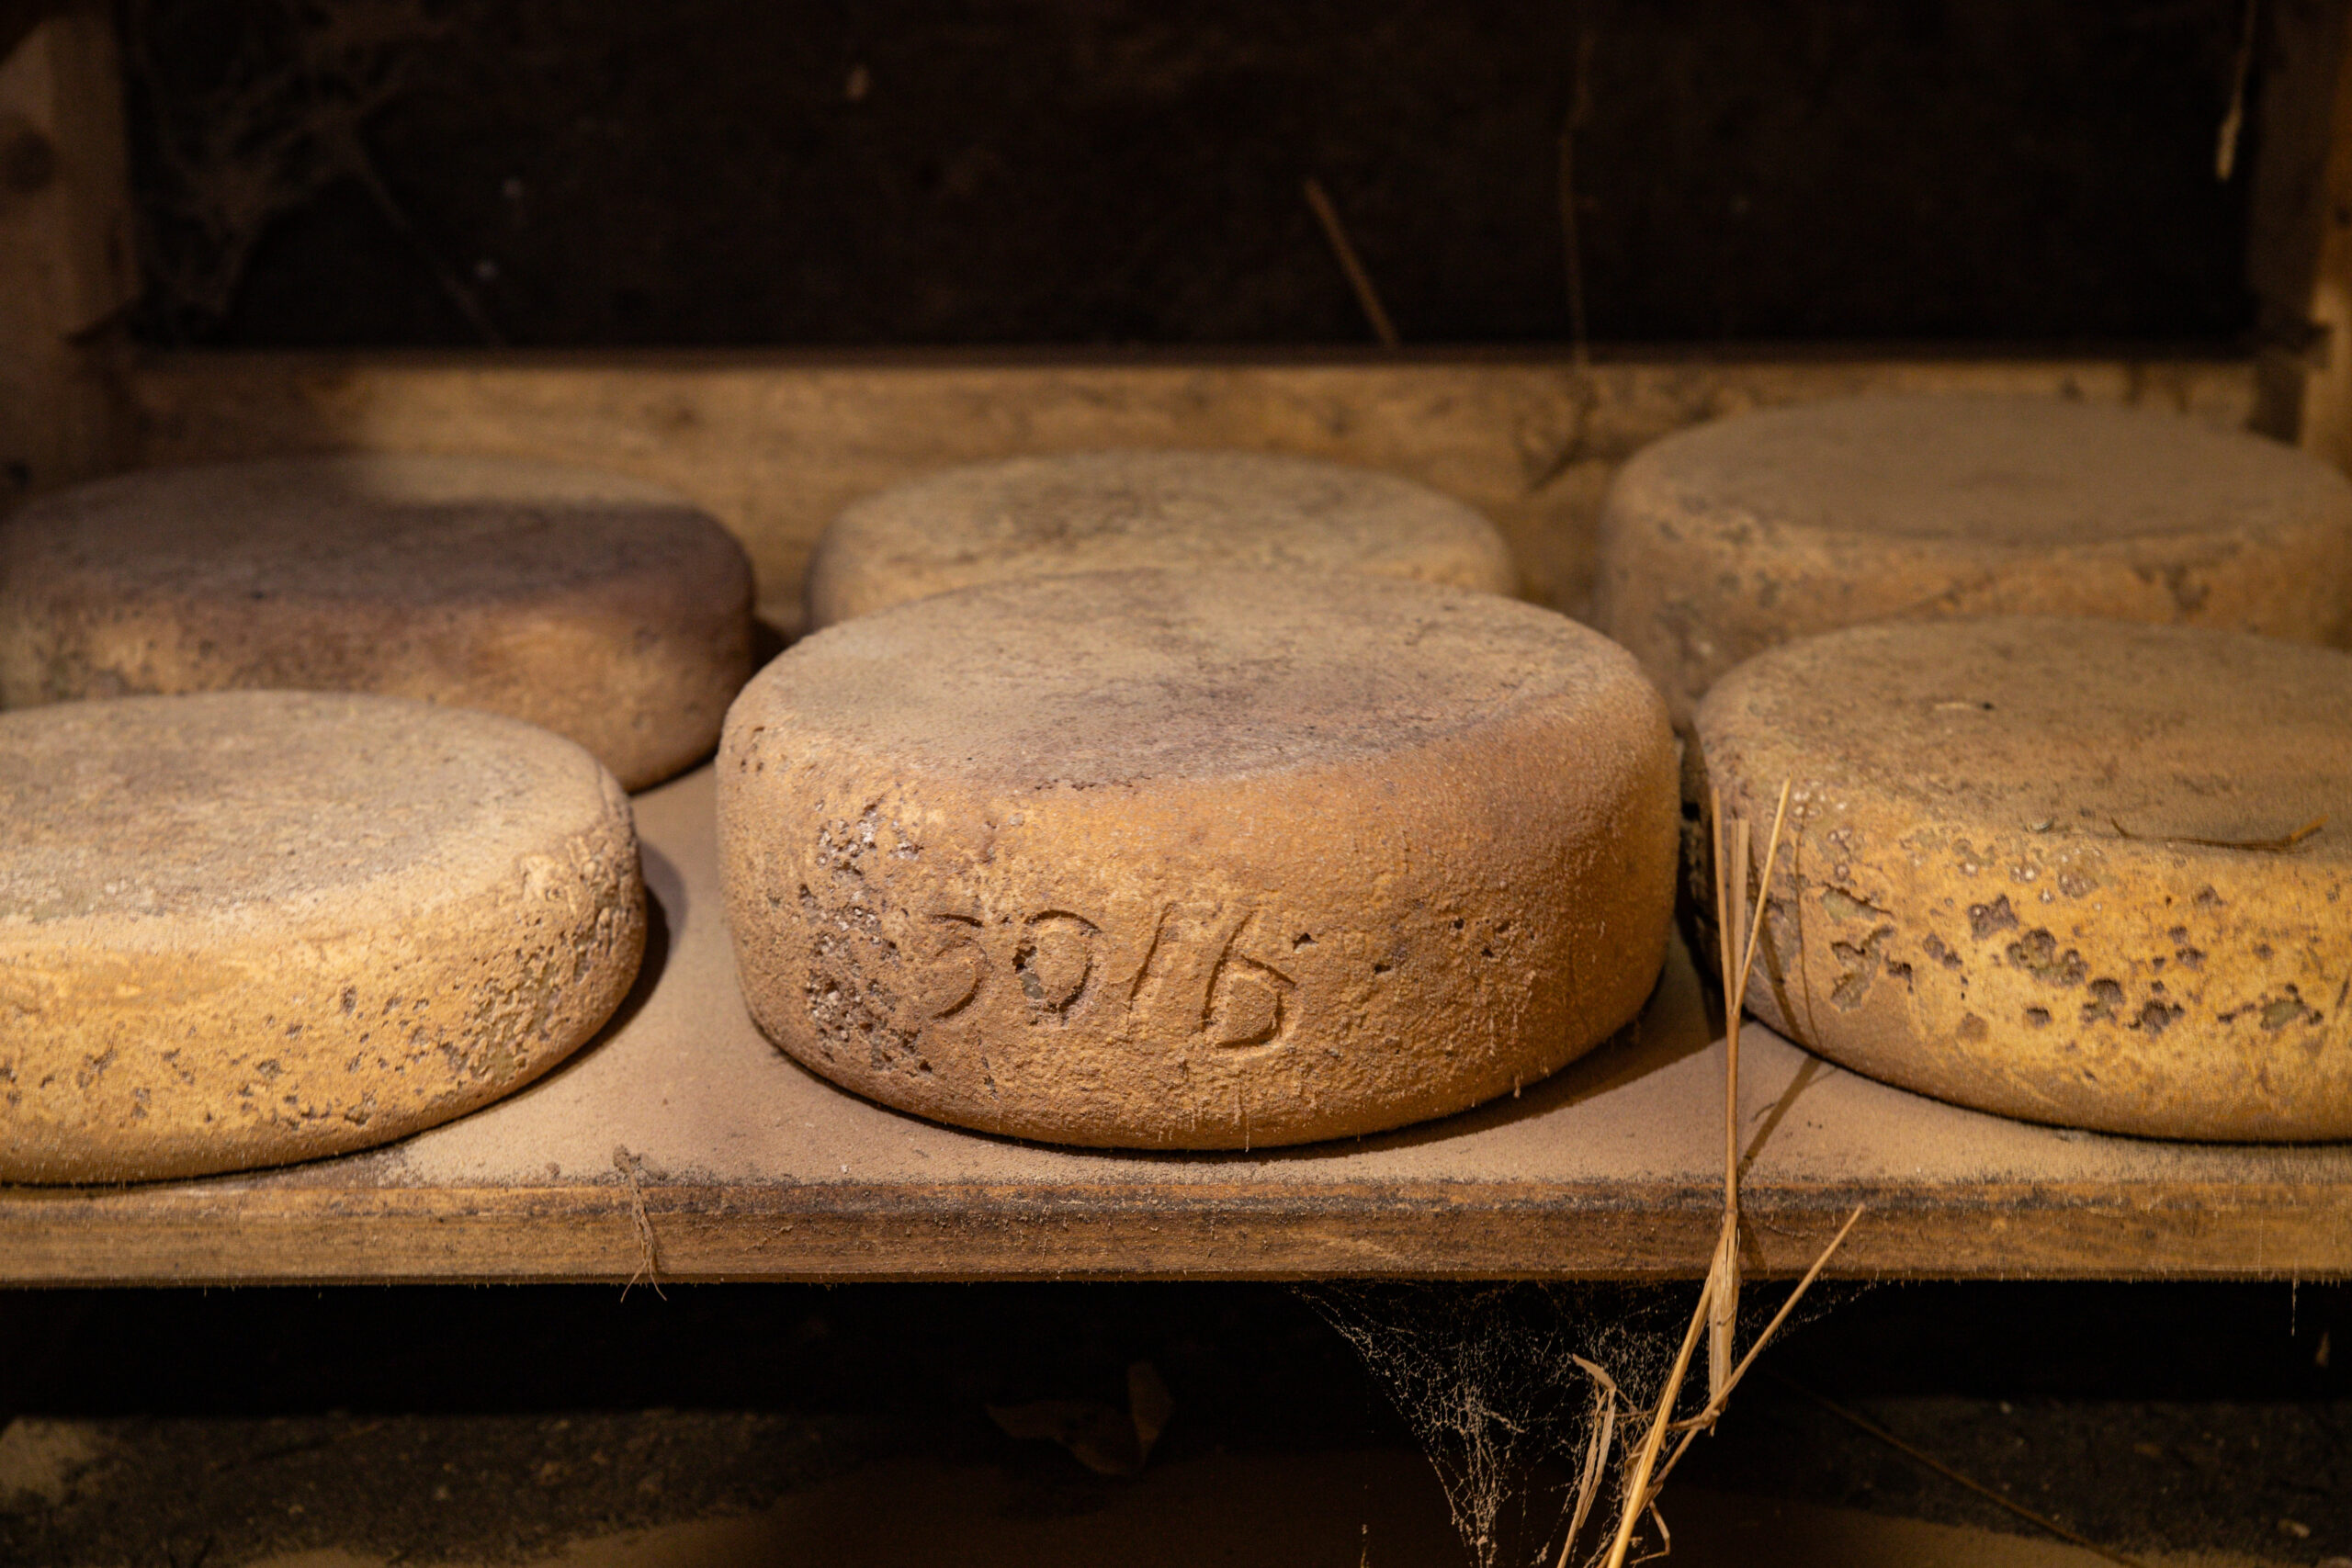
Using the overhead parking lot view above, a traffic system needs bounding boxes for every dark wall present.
[125,0,2258,348]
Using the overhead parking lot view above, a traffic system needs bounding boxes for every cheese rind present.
[1597,396,2352,725]
[1696,617,2352,1141]
[0,692,646,1182]
[804,448,1518,629]
[720,570,1677,1148]
[0,456,757,789]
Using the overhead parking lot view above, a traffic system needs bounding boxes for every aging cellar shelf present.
[3,765,2346,1285]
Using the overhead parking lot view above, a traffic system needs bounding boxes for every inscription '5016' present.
[912,901,1300,1051]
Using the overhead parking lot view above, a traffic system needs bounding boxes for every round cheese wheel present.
[1696,617,2352,1141]
[0,456,757,790]
[0,691,646,1182]
[803,448,1519,629]
[1596,396,2352,725]
[719,569,1678,1148]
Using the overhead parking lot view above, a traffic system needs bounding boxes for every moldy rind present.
[1698,618,2352,1141]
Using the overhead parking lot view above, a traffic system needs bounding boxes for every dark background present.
[3,1281,2347,1563]
[123,0,2258,349]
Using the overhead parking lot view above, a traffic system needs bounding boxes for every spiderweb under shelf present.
[1299,1279,1860,1568]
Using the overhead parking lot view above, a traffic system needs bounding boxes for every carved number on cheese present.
[910,901,1298,1047]
[920,915,987,1018]
[1201,909,1295,1050]
[1015,912,1099,1014]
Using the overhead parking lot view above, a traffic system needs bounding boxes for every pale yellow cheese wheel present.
[1597,396,2352,724]
[1697,617,2352,1141]
[803,448,1519,629]
[0,456,757,790]
[720,569,1677,1148]
[0,692,646,1182]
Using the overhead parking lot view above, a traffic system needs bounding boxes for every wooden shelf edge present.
[5,1178,2345,1286]
[113,345,2261,627]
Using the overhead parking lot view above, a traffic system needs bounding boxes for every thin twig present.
[1712,800,1743,1179]
[1630,1503,1669,1567]
[1710,805,1751,1404]
[2216,0,2259,181]
[1762,1373,2151,1568]
[1708,781,1788,1408]
[1707,794,1738,1404]
[1304,177,1401,349]
[614,1144,665,1300]
[1732,782,1794,1021]
[1555,1357,1621,1568]
[2109,814,2324,852]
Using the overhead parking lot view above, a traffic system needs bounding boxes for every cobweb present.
[1298,1279,1860,1568]
[121,0,490,342]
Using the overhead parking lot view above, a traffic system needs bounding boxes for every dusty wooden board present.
[0,9,137,502]
[4,765,2347,1287]
[122,348,2256,633]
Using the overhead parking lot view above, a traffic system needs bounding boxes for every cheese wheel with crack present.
[720,569,1678,1147]
[1596,395,2352,725]
[0,691,646,1182]
[803,448,1518,629]
[1696,617,2352,1140]
[0,456,756,789]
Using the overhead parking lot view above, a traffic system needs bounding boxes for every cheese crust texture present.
[720,570,1677,1148]
[0,692,646,1182]
[803,448,1519,629]
[1697,617,2352,1141]
[0,456,756,789]
[1597,396,2352,725]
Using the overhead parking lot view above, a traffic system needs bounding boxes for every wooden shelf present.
[5,765,2347,1287]
[122,347,2257,629]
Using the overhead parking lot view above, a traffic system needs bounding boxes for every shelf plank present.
[5,766,2347,1286]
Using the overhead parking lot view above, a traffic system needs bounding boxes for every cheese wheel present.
[804,448,1518,629]
[0,456,757,790]
[1697,617,2352,1141]
[0,692,646,1182]
[720,569,1677,1148]
[1596,396,2352,725]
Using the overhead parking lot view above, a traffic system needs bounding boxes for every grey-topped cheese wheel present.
[720,568,1677,1149]
[0,455,757,789]
[0,692,646,1182]
[803,448,1518,629]
[1698,617,2352,1141]
[1596,396,2352,724]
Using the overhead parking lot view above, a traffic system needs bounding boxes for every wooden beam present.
[126,349,2254,633]
[2248,0,2352,461]
[0,4,135,504]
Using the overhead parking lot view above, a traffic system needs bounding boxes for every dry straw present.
[1549,779,1866,1568]
[1303,177,1402,349]
[1533,779,2154,1565]
[614,1144,665,1301]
